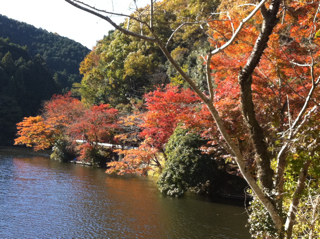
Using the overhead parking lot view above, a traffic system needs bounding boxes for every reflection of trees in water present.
[1,153,249,238]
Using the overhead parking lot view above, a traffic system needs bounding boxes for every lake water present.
[0,147,250,238]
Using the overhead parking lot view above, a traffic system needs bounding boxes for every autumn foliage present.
[210,0,320,129]
[68,104,119,161]
[15,93,84,150]
[15,0,320,236]
[15,92,119,163]
[106,85,200,174]
[15,116,56,151]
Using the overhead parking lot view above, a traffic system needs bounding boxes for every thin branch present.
[226,12,235,35]
[127,18,130,30]
[111,0,114,13]
[166,23,186,48]
[238,4,257,8]
[206,53,214,101]
[166,20,214,48]
[150,0,154,31]
[65,0,157,43]
[71,0,141,22]
[262,46,309,100]
[290,61,310,67]
[313,2,320,23]
[211,0,268,55]
[275,66,319,204]
[132,0,147,17]
[255,68,278,96]
[281,75,307,101]
[292,105,317,138]
[309,194,320,239]
[279,46,309,93]
[290,76,320,136]
[287,95,292,135]
[281,8,285,24]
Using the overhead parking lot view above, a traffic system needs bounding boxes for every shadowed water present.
[0,147,250,238]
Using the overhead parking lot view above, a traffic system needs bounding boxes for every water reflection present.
[0,148,250,238]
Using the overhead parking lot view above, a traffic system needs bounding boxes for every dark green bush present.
[157,126,221,197]
[50,140,77,162]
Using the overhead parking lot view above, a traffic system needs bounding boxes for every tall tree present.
[65,0,320,237]
[67,104,119,163]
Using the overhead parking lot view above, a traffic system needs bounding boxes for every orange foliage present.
[43,92,85,127]
[106,144,158,176]
[208,0,320,139]
[15,92,85,151]
[14,116,57,151]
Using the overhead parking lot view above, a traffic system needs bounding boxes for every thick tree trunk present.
[238,2,280,190]
[239,74,274,190]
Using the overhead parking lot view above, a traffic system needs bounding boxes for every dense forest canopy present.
[0,14,90,93]
[0,38,58,145]
[75,0,219,106]
[0,14,92,145]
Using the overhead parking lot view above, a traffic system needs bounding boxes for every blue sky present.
[1,0,150,49]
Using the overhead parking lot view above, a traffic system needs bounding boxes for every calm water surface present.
[0,147,250,238]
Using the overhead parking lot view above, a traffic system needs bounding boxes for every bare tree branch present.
[165,23,186,48]
[210,0,268,55]
[165,20,212,48]
[206,53,214,102]
[150,0,154,31]
[70,0,140,22]
[65,0,157,42]
[275,60,320,210]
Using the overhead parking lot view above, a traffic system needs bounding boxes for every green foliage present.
[0,95,22,145]
[1,52,15,72]
[247,198,279,238]
[0,14,90,92]
[0,38,57,145]
[77,0,220,106]
[77,143,113,167]
[50,140,78,162]
[292,181,320,237]
[157,126,220,197]
[166,37,211,90]
[78,30,163,106]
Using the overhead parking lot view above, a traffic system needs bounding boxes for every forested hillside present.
[0,14,90,92]
[0,38,58,145]
[75,0,218,106]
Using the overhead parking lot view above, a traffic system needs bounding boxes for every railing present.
[75,140,138,150]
